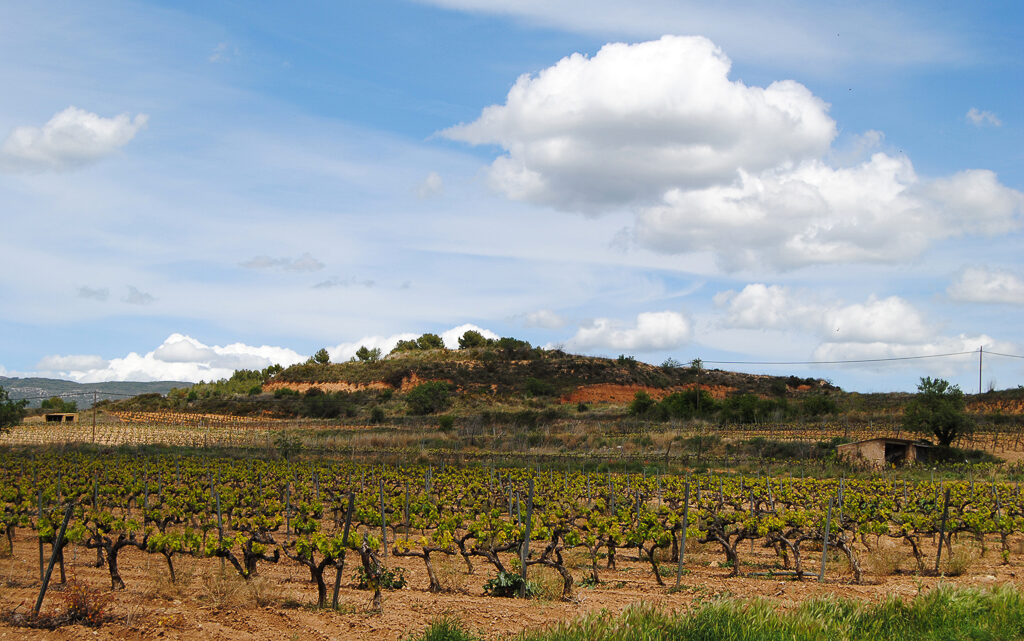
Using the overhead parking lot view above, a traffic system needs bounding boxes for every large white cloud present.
[37,334,307,383]
[563,311,691,352]
[717,284,930,343]
[714,284,1015,367]
[1,106,148,171]
[948,267,1024,304]
[443,36,835,211]
[446,36,1023,271]
[637,155,1022,270]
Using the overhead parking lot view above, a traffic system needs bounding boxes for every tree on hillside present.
[313,348,331,365]
[0,387,28,433]
[902,377,974,448]
[354,346,381,362]
[40,396,77,413]
[416,333,445,350]
[458,330,491,349]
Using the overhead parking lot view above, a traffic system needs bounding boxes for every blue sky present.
[0,0,1022,392]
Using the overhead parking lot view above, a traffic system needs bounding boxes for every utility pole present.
[92,391,97,443]
[979,346,984,395]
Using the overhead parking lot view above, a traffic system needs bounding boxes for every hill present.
[109,341,842,423]
[0,376,192,409]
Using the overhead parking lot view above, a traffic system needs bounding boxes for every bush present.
[438,415,455,431]
[406,382,452,415]
[40,396,77,413]
[524,377,556,397]
[803,394,838,417]
[483,571,538,598]
[61,580,109,627]
[0,386,27,433]
[629,391,656,416]
[369,407,386,424]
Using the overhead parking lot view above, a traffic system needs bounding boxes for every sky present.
[0,0,1022,392]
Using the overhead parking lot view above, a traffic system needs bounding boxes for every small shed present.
[836,437,934,467]
[43,413,78,423]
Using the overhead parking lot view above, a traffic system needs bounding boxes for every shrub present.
[369,407,386,424]
[406,382,452,415]
[483,571,538,598]
[0,386,28,432]
[524,377,556,397]
[61,580,109,627]
[438,415,455,431]
[629,391,656,416]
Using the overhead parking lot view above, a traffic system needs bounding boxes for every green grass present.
[405,584,1024,641]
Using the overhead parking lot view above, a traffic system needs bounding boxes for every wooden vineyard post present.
[331,492,355,610]
[379,477,387,561]
[36,484,44,582]
[404,481,411,533]
[216,487,225,572]
[519,477,534,598]
[33,503,73,617]
[676,481,690,587]
[935,487,951,574]
[818,495,834,582]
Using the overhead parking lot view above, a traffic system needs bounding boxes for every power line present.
[986,350,1024,360]
[702,350,980,366]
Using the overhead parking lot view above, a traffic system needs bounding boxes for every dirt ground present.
[2,530,1023,641]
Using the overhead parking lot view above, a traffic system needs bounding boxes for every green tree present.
[902,377,974,447]
[40,396,77,413]
[457,330,490,349]
[415,333,445,350]
[313,348,331,365]
[0,387,27,433]
[354,346,382,362]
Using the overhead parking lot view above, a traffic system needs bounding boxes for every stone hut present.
[836,437,934,467]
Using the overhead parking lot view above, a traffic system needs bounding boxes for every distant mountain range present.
[0,376,192,409]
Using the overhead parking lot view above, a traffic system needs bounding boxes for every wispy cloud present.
[123,286,155,305]
[77,286,109,301]
[966,107,1002,127]
[240,252,325,272]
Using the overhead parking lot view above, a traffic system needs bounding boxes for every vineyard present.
[2,450,1024,638]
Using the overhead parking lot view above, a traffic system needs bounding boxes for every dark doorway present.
[884,442,908,465]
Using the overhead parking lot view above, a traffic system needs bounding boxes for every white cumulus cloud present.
[446,36,1023,271]
[443,35,835,211]
[50,334,307,383]
[948,267,1024,304]
[714,283,1015,368]
[0,106,148,171]
[563,311,691,352]
[636,156,1023,270]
